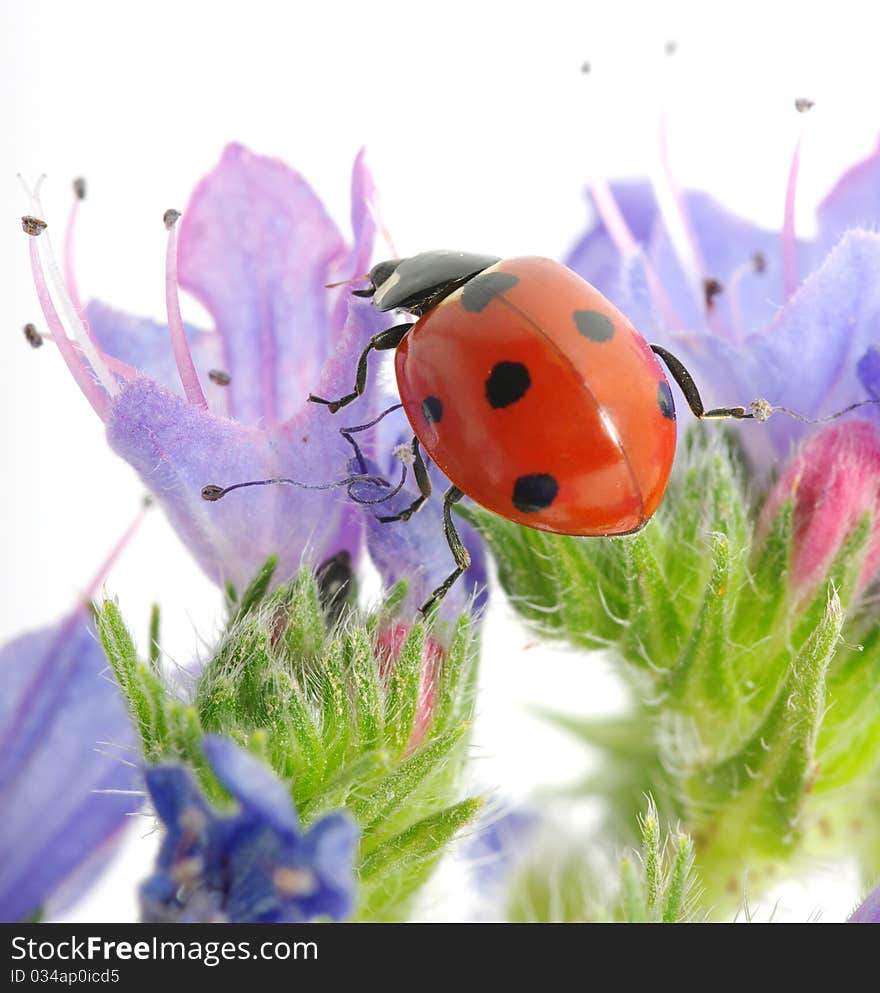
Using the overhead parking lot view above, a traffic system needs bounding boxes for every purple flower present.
[567,141,880,473]
[850,885,880,923]
[23,144,389,593]
[141,735,358,923]
[350,423,488,620]
[0,610,137,922]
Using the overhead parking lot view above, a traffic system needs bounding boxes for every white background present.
[2,0,879,922]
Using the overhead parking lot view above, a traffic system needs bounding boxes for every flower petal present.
[105,376,369,591]
[662,229,880,474]
[202,735,298,835]
[816,139,880,254]
[86,301,221,401]
[565,180,658,302]
[353,447,489,621]
[0,614,136,922]
[177,144,375,427]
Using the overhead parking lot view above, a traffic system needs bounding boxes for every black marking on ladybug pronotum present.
[574,309,615,342]
[422,396,443,424]
[658,381,675,420]
[512,473,559,513]
[460,272,519,313]
[485,361,531,409]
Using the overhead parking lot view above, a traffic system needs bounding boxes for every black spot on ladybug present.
[512,473,559,513]
[460,271,519,312]
[422,396,443,424]
[658,381,675,420]
[574,309,615,342]
[485,362,531,409]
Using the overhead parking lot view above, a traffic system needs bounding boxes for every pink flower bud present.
[376,623,445,752]
[760,420,880,599]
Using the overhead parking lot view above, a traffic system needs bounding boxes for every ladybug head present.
[354,251,501,315]
[350,258,401,303]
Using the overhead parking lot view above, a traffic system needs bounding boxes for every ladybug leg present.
[376,437,432,523]
[308,322,414,413]
[339,402,404,474]
[650,344,754,420]
[420,486,469,616]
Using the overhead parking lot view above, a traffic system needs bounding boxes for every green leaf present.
[228,555,278,625]
[359,797,482,881]
[385,624,426,755]
[354,725,468,834]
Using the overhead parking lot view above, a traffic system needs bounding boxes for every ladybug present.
[308,251,754,614]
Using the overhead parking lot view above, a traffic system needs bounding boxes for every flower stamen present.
[164,209,208,409]
[27,235,110,419]
[588,177,684,330]
[24,175,120,402]
[64,177,87,317]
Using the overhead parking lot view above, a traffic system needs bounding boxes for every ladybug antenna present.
[201,471,390,503]
[766,398,880,425]
[324,273,371,289]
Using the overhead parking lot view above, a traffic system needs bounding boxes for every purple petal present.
[849,885,880,923]
[105,376,372,592]
[663,230,880,474]
[565,180,658,302]
[202,736,298,835]
[816,139,880,255]
[0,614,137,922]
[86,301,222,402]
[177,144,377,427]
[353,447,489,621]
[858,346,880,399]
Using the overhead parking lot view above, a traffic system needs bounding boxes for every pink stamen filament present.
[165,220,208,409]
[653,118,710,309]
[63,197,85,318]
[30,181,119,400]
[39,332,138,381]
[28,238,109,420]
[782,136,802,299]
[588,177,684,331]
[81,501,151,603]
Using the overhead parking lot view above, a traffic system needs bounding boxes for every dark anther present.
[163,209,181,230]
[664,40,677,55]
[208,369,231,386]
[142,494,155,508]
[794,97,815,113]
[22,215,47,237]
[702,277,724,311]
[73,177,86,200]
[23,323,43,348]
[580,60,591,74]
[201,485,225,501]
[752,252,767,274]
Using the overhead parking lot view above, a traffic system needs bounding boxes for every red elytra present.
[394,257,677,536]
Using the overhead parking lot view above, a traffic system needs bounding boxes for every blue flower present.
[0,610,137,922]
[567,141,880,473]
[24,144,389,593]
[141,735,358,923]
